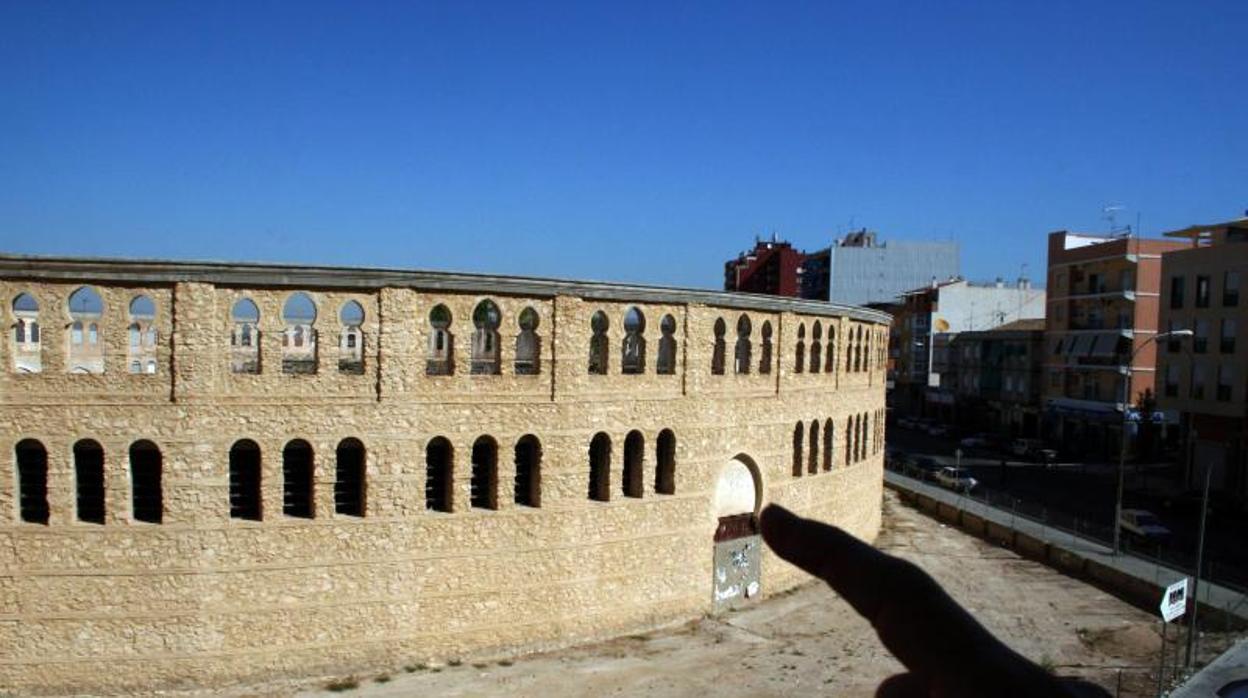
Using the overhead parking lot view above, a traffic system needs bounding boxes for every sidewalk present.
[884,471,1248,624]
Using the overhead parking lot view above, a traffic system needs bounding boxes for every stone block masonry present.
[0,255,889,694]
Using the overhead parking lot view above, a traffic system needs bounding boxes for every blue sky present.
[1,1,1245,290]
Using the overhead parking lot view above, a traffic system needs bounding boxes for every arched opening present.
[622,430,644,498]
[281,292,318,374]
[230,297,261,374]
[734,314,752,374]
[792,421,804,477]
[655,429,676,495]
[855,326,864,372]
[335,438,366,517]
[588,432,611,501]
[67,286,105,374]
[808,419,819,474]
[711,318,727,375]
[712,455,763,611]
[339,301,365,374]
[127,295,158,374]
[795,323,806,374]
[427,304,454,375]
[810,321,823,374]
[471,300,502,375]
[656,314,677,375]
[823,418,834,471]
[622,307,647,374]
[514,307,541,375]
[759,320,773,375]
[425,437,453,512]
[514,435,541,507]
[12,292,42,373]
[282,439,314,519]
[826,326,837,374]
[16,439,49,524]
[73,439,105,524]
[588,311,609,375]
[229,439,262,521]
[470,436,498,509]
[845,419,853,466]
[130,440,163,524]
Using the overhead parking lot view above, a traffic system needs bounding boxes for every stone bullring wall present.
[0,255,889,695]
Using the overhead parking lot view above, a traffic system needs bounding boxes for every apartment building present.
[933,319,1046,437]
[1157,216,1248,501]
[1043,231,1186,459]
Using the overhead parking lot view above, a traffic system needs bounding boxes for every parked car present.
[959,433,994,451]
[1011,438,1043,457]
[934,467,978,492]
[1119,509,1171,540]
[909,456,942,480]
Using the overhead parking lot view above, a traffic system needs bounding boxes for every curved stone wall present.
[0,255,890,694]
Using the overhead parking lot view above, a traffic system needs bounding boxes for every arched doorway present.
[711,454,763,612]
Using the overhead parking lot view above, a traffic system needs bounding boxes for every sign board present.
[1159,578,1189,623]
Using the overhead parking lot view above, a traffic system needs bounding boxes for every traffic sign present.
[1159,578,1188,623]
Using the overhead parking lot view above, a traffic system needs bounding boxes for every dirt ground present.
[263,490,1224,697]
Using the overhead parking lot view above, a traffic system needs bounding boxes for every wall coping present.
[0,253,893,323]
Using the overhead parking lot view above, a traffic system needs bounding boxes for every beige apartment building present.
[1157,217,1248,501]
[1043,231,1186,459]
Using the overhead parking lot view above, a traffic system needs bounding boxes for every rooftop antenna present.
[1103,204,1129,238]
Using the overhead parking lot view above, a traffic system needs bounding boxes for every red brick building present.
[723,238,805,297]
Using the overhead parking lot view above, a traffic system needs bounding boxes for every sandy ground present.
[264,490,1221,697]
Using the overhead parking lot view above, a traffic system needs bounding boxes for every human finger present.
[875,672,926,698]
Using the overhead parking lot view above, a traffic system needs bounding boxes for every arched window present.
[470,436,499,509]
[11,292,42,373]
[854,326,864,372]
[734,314,752,374]
[622,307,646,374]
[810,321,823,374]
[656,314,677,375]
[230,298,261,374]
[588,311,610,375]
[335,438,366,517]
[846,324,856,373]
[514,435,541,507]
[826,326,837,374]
[427,304,454,375]
[808,420,819,474]
[823,419,834,472]
[792,422,804,477]
[16,439,49,524]
[623,430,644,498]
[845,419,853,466]
[130,440,163,524]
[514,307,541,375]
[339,301,365,374]
[588,432,611,501]
[282,439,314,519]
[74,439,105,524]
[861,413,869,461]
[282,292,318,374]
[795,323,806,374]
[67,286,104,374]
[655,429,676,494]
[229,439,262,521]
[711,318,727,375]
[425,437,453,512]
[471,300,502,375]
[759,321,773,375]
[127,295,158,374]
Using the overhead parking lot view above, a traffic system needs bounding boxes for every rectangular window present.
[1087,273,1102,294]
[1191,363,1207,400]
[1056,272,1066,291]
[1217,365,1233,401]
[1170,276,1185,309]
[1120,269,1134,292]
[1196,275,1211,308]
[1225,271,1240,307]
[1164,363,1179,398]
[1221,319,1237,354]
[1194,319,1209,354]
[1168,320,1182,353]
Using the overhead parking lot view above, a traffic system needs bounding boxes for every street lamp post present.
[1112,329,1193,555]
